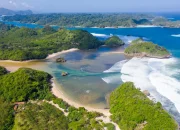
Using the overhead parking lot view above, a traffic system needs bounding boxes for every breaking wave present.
[171,34,180,37]
[102,57,180,122]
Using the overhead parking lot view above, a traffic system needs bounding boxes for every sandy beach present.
[51,79,120,130]
[51,78,111,116]
[46,48,79,59]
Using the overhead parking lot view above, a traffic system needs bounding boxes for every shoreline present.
[0,48,79,63]
[46,48,79,59]
[51,78,111,116]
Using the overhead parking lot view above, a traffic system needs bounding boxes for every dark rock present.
[61,72,68,76]
[56,57,66,63]
[143,90,150,96]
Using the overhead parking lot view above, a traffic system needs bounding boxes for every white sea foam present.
[136,25,160,28]
[104,60,127,73]
[102,74,122,84]
[102,57,180,115]
[171,34,180,37]
[118,35,139,44]
[91,33,110,38]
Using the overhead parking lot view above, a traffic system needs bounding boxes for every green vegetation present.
[0,23,102,61]
[0,67,115,130]
[110,82,178,130]
[125,40,170,58]
[105,36,124,47]
[3,13,180,28]
[0,97,14,130]
[0,68,53,102]
[131,38,144,44]
[3,13,154,27]
[13,102,68,130]
[0,66,8,76]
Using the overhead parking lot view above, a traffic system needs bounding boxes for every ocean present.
[1,20,180,123]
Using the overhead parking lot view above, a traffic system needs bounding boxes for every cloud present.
[9,0,17,7]
[21,2,34,9]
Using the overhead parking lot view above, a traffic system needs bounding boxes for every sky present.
[0,0,180,13]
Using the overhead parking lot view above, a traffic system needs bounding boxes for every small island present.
[105,36,124,47]
[124,39,170,58]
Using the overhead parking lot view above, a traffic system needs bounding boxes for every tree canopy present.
[105,36,124,47]
[110,82,178,130]
[124,40,170,58]
[0,23,102,61]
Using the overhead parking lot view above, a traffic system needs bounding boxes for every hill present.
[105,36,124,47]
[124,39,170,58]
[2,13,180,28]
[110,82,178,130]
[0,8,33,16]
[0,23,102,61]
[0,67,115,130]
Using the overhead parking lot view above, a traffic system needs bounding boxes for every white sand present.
[51,79,111,116]
[46,48,79,59]
[51,79,120,129]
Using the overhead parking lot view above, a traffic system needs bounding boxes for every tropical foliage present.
[0,97,14,130]
[0,66,7,76]
[0,67,115,130]
[125,40,170,58]
[0,23,102,61]
[0,68,53,102]
[3,13,154,27]
[110,82,178,130]
[105,36,124,47]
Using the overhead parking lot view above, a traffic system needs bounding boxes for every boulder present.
[143,90,150,96]
[61,72,68,76]
[56,57,66,63]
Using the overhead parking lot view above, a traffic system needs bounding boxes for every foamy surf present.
[91,33,110,38]
[102,57,180,122]
[171,34,180,37]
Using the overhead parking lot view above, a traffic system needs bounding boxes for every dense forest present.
[110,82,178,130]
[0,67,115,130]
[124,38,170,58]
[0,23,102,61]
[3,13,180,28]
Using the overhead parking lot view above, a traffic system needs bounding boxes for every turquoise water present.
[1,20,180,123]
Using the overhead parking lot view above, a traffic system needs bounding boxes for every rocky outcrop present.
[61,72,68,76]
[143,90,150,96]
[56,57,66,63]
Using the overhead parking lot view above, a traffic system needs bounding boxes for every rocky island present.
[124,39,170,58]
[105,36,124,47]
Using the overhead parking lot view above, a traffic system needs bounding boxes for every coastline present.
[46,48,79,59]
[0,48,79,64]
[51,78,121,130]
[51,78,111,116]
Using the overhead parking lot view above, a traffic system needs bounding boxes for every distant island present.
[124,38,170,58]
[0,8,33,16]
[2,13,180,28]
